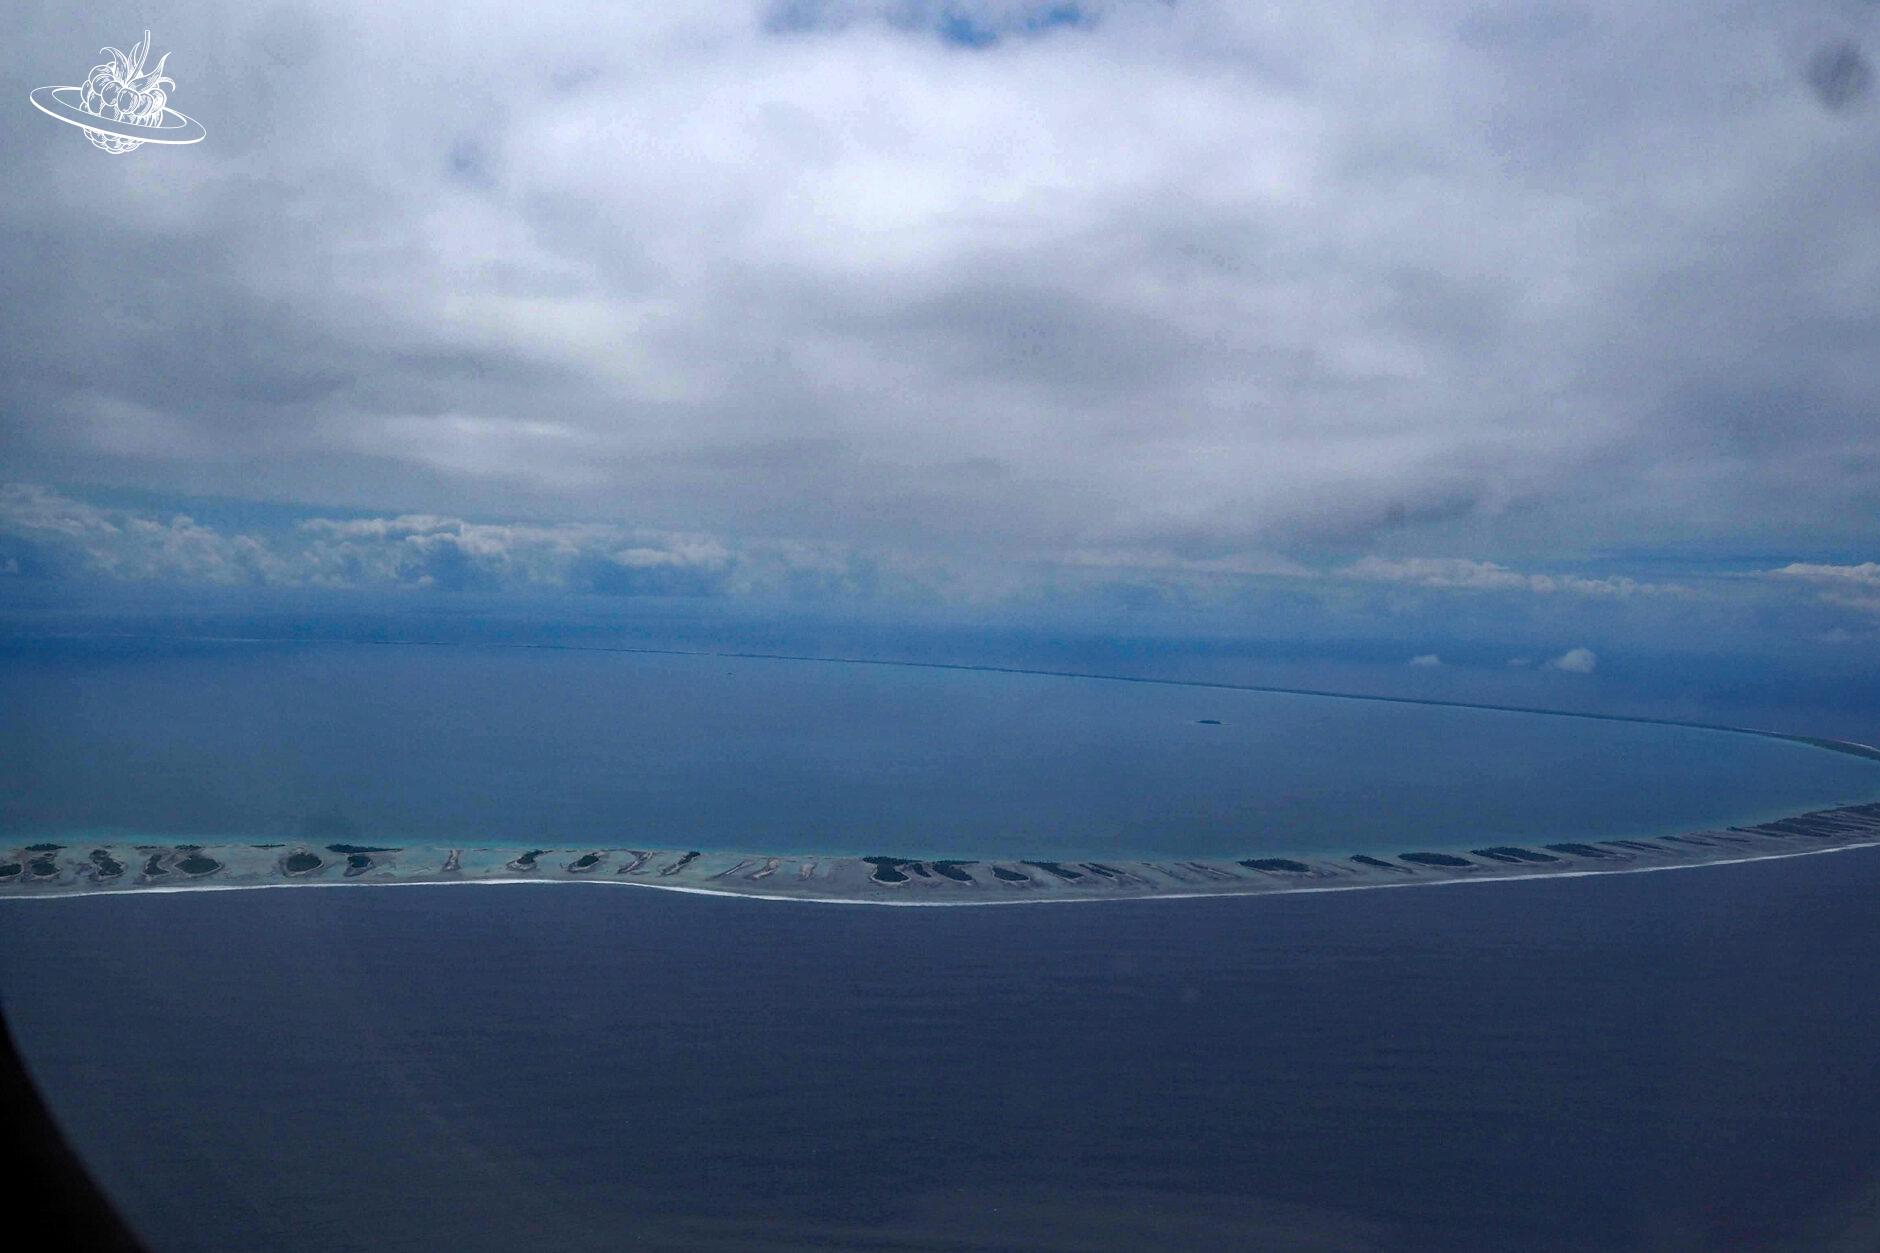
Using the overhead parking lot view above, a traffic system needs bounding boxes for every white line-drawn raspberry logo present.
[30,30,206,155]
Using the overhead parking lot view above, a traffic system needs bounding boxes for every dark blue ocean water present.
[4,850,1878,1252]
[3,638,1878,857]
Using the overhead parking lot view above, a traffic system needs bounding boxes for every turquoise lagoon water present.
[2,637,1878,859]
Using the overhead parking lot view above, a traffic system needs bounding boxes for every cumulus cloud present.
[1408,653,1441,667]
[0,484,287,584]
[1767,561,1880,587]
[1339,556,1675,598]
[0,483,910,599]
[0,482,1787,625]
[1547,647,1599,674]
[1764,560,1880,617]
[4,0,1878,572]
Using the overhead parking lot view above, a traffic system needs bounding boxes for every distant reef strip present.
[5,805,1880,905]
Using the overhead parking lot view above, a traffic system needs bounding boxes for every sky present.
[3,1,1877,702]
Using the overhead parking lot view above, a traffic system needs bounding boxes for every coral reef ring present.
[29,85,205,147]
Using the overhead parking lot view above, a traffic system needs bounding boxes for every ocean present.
[3,636,1878,858]
[4,629,1879,1251]
[3,848,1877,1251]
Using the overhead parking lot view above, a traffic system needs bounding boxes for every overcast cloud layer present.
[4,1,1877,593]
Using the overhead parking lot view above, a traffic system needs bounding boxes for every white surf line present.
[4,839,1875,908]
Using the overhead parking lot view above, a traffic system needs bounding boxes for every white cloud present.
[7,1,1878,566]
[0,482,121,543]
[1547,647,1598,674]
[1763,561,1880,618]
[1408,653,1441,667]
[0,483,1799,626]
[0,484,887,598]
[1766,561,1880,587]
[0,484,288,585]
[1063,548,1314,580]
[1339,556,1675,598]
